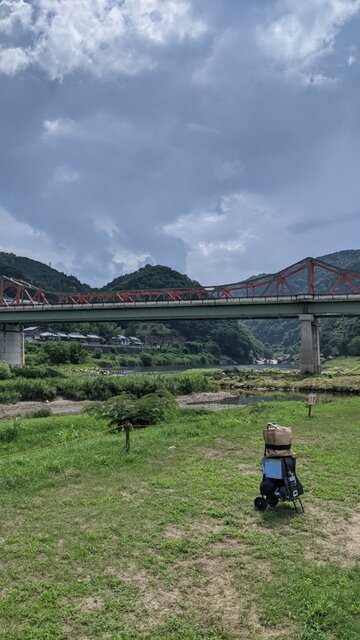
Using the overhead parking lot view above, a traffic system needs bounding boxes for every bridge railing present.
[2,292,360,310]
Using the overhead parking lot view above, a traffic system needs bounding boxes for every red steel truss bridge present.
[2,257,360,373]
[1,257,360,309]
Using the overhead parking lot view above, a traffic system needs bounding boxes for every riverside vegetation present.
[0,393,359,639]
[4,355,360,405]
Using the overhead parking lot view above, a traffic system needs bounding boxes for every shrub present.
[25,406,53,419]
[0,361,12,380]
[0,390,21,404]
[0,423,19,443]
[95,392,138,425]
[95,389,177,426]
[140,353,153,367]
[11,379,58,402]
[12,366,64,379]
[135,391,177,425]
[97,359,113,368]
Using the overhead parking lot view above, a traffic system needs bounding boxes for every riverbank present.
[214,367,360,394]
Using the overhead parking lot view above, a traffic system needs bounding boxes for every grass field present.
[0,398,359,639]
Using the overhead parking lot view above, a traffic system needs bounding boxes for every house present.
[39,332,61,342]
[86,334,102,344]
[57,333,69,341]
[67,333,87,342]
[23,327,40,340]
[147,334,185,347]
[112,335,131,346]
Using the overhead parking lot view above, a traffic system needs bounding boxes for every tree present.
[348,336,360,356]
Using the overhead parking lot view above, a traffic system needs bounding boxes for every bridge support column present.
[0,324,24,367]
[299,315,321,374]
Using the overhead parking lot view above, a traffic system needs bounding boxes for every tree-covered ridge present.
[0,252,264,363]
[0,252,90,292]
[247,249,360,358]
[104,264,201,291]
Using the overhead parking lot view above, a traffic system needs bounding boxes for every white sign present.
[308,393,317,406]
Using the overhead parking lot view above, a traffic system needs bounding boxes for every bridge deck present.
[1,294,360,323]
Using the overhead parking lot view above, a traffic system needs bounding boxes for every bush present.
[348,336,360,356]
[0,423,19,443]
[97,359,113,368]
[0,361,12,380]
[95,392,138,425]
[11,379,58,402]
[140,353,153,367]
[0,371,214,404]
[95,389,177,426]
[12,366,64,379]
[25,406,53,419]
[0,389,21,404]
[43,341,88,365]
[135,390,177,425]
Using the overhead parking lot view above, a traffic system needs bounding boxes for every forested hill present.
[246,249,360,358]
[0,253,263,363]
[0,252,90,292]
[317,249,360,271]
[105,264,200,291]
[104,264,262,363]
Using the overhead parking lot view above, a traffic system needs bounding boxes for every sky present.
[1,0,360,287]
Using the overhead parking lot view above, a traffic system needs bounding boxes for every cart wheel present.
[267,496,279,507]
[254,496,267,511]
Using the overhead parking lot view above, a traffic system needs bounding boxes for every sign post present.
[307,393,316,418]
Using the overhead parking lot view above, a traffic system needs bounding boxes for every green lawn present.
[0,399,359,639]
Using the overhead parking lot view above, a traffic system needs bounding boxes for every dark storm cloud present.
[1,1,360,285]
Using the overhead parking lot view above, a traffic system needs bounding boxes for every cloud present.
[42,117,77,138]
[1,0,360,288]
[0,46,30,75]
[0,205,76,274]
[257,0,360,77]
[0,0,32,34]
[110,249,155,277]
[0,0,206,79]
[161,192,276,284]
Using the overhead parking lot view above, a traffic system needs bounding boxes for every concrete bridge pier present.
[299,314,321,374]
[0,324,24,367]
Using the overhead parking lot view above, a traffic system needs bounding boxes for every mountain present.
[0,252,90,292]
[246,249,360,358]
[105,264,201,291]
[104,264,262,362]
[0,253,263,363]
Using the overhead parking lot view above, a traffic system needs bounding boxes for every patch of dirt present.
[105,543,292,638]
[0,398,91,419]
[237,462,258,475]
[345,511,360,559]
[76,595,104,613]
[177,392,241,411]
[164,519,223,540]
[202,448,224,458]
[304,501,360,567]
